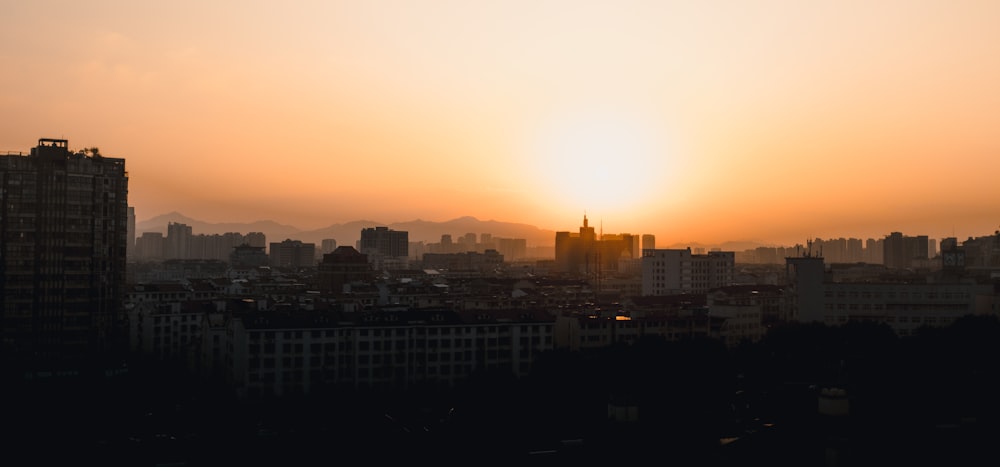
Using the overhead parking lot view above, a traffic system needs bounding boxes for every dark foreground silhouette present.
[8,315,1000,466]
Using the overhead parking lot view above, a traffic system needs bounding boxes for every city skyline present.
[3,1,999,246]
[131,208,994,250]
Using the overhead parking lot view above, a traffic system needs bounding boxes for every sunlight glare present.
[529,110,674,217]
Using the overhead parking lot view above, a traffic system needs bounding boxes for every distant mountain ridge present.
[136,213,558,247]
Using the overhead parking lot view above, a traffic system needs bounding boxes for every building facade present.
[0,139,129,378]
[641,248,736,296]
[317,246,373,294]
[785,255,996,335]
[359,226,409,269]
[226,308,555,399]
[269,239,317,269]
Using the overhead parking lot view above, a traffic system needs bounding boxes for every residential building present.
[641,248,736,295]
[317,246,373,294]
[0,138,128,378]
[555,215,634,276]
[359,226,408,269]
[269,239,317,269]
[224,308,555,399]
[785,255,996,336]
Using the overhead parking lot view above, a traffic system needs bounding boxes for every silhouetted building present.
[135,232,165,261]
[784,255,826,322]
[269,239,316,269]
[0,138,128,378]
[555,215,597,275]
[785,255,993,334]
[245,231,266,248]
[641,234,655,252]
[494,237,527,261]
[359,226,408,269]
[317,246,373,294]
[555,215,634,276]
[940,237,966,276]
[960,231,1000,272]
[230,244,268,269]
[864,238,884,264]
[641,248,736,295]
[226,308,555,399]
[321,238,337,255]
[167,222,193,260]
[883,232,929,269]
[187,232,263,262]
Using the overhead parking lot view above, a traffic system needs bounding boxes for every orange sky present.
[3,1,999,247]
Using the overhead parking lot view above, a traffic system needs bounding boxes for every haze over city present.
[3,1,999,246]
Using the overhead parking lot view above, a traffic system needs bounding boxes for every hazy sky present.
[3,1,999,246]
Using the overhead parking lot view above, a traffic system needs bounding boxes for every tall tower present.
[0,139,129,378]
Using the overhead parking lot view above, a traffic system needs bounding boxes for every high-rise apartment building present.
[0,139,128,378]
[321,239,337,255]
[359,226,408,258]
[883,232,929,269]
[641,248,735,295]
[269,239,317,269]
[317,246,372,294]
[642,234,656,253]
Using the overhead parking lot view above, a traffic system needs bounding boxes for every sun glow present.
[527,110,676,218]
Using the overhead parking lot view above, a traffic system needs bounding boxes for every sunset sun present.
[527,110,675,218]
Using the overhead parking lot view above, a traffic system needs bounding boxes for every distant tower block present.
[321,239,337,255]
[642,234,656,253]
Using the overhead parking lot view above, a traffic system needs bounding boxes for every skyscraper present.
[0,139,129,378]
